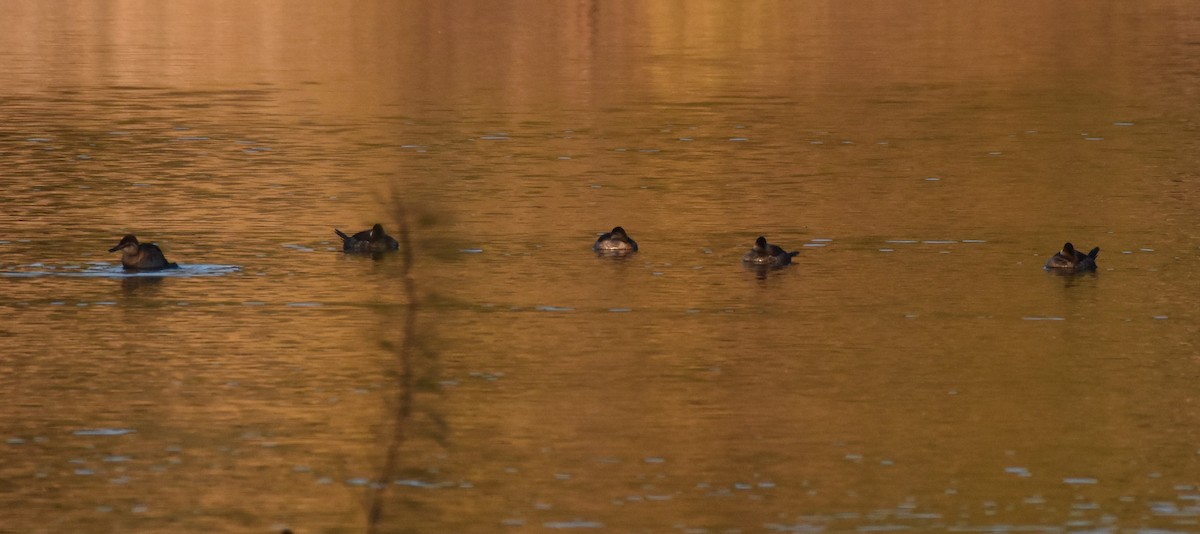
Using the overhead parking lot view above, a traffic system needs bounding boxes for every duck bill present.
[108,245,121,252]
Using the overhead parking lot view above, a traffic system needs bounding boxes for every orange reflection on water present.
[1,1,1199,532]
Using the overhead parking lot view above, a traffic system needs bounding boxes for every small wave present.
[1,263,240,278]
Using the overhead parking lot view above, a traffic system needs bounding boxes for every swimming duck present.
[742,236,799,266]
[108,234,179,271]
[1044,242,1099,272]
[593,226,638,253]
[335,223,400,254]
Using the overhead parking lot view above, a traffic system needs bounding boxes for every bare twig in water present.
[365,195,419,533]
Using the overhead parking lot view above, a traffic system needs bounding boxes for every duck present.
[742,236,799,266]
[1044,242,1099,272]
[593,226,638,253]
[335,223,400,254]
[108,234,179,271]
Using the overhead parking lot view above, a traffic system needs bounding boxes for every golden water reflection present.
[1,1,1199,532]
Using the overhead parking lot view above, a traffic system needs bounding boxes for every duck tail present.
[786,250,800,258]
[1087,247,1100,259]
[335,229,350,241]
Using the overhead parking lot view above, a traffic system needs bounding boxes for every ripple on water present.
[73,428,136,436]
[544,521,604,529]
[394,479,451,488]
[856,525,915,532]
[0,263,240,278]
[1005,467,1032,477]
[764,523,824,533]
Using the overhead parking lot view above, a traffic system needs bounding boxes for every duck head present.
[370,223,387,241]
[109,234,140,253]
[753,236,769,254]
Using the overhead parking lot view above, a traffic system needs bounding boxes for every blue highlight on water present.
[1,263,240,278]
[544,521,604,529]
[74,428,136,436]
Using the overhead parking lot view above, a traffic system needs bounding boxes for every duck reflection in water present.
[593,226,638,255]
[120,275,165,292]
[1044,242,1099,273]
[109,234,179,271]
[335,223,400,255]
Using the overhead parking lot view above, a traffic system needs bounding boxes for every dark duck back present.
[593,226,638,253]
[1044,242,1099,272]
[108,234,179,271]
[335,223,400,254]
[742,236,799,266]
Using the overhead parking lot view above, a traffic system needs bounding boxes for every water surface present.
[2,1,1199,533]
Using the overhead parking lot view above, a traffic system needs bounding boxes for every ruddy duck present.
[335,223,400,253]
[1044,242,1099,272]
[742,236,799,266]
[593,226,638,253]
[108,234,179,271]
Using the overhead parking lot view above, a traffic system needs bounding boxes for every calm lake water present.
[2,1,1199,533]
